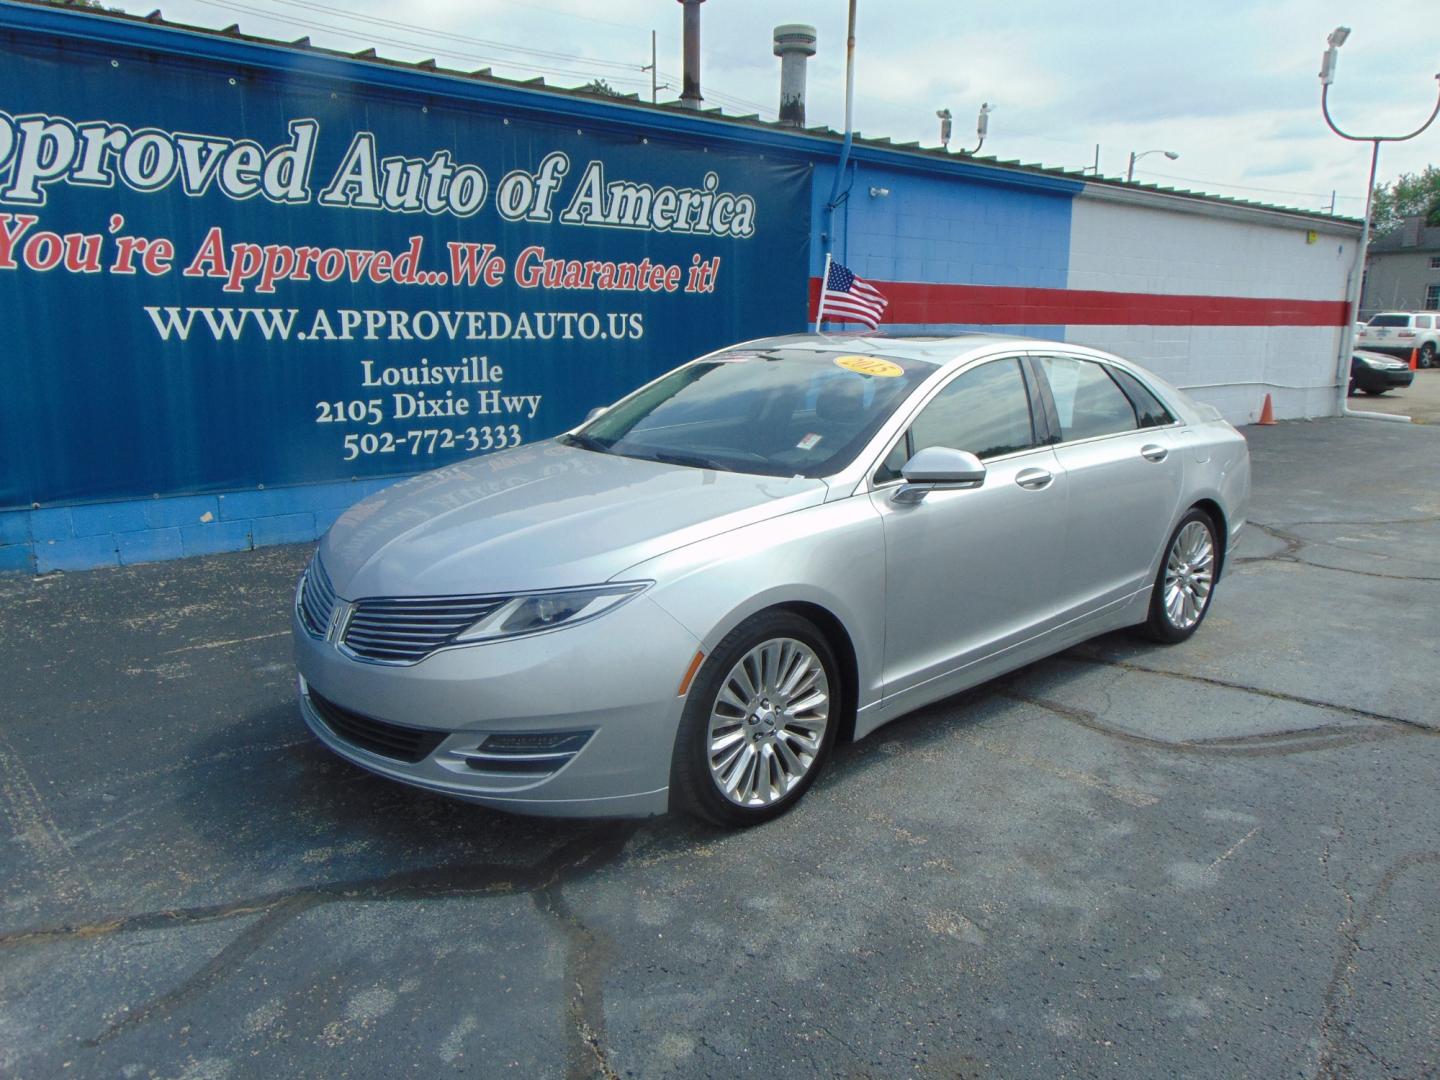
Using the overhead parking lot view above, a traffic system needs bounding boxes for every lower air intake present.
[308,691,447,764]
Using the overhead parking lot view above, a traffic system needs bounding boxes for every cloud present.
[136,0,1439,207]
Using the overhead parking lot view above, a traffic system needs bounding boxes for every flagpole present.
[814,252,832,334]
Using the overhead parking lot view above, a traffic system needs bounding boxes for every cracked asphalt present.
[2,417,1437,1079]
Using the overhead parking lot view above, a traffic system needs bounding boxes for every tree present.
[1371,165,1440,234]
[581,78,621,97]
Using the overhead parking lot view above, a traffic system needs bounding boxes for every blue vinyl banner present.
[0,26,811,508]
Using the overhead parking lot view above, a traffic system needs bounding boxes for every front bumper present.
[293,594,701,818]
[1354,366,1414,392]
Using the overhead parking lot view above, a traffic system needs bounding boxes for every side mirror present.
[584,405,609,423]
[893,446,986,504]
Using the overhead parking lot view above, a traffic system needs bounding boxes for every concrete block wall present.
[810,163,1355,427]
[1064,196,1354,423]
[811,161,1075,340]
[0,478,397,574]
[815,162,1073,293]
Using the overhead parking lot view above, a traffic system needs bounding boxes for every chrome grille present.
[342,595,506,663]
[298,558,338,638]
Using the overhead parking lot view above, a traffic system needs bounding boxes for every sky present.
[103,0,1440,218]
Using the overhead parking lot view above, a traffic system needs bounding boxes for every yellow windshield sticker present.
[834,354,903,378]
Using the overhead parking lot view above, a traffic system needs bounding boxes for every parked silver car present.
[294,334,1249,826]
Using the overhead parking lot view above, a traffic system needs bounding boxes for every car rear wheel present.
[1421,342,1436,368]
[1140,509,1219,644]
[671,611,839,827]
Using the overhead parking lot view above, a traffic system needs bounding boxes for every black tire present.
[1420,342,1436,369]
[1139,508,1220,645]
[671,610,840,828]
[1361,387,1386,396]
[1348,375,1358,396]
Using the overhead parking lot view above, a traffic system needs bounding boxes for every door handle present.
[1015,468,1053,490]
[1140,444,1169,463]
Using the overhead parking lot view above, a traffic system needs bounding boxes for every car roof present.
[726,332,1061,367]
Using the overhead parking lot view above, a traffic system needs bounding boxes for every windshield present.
[1367,314,1410,327]
[564,348,935,477]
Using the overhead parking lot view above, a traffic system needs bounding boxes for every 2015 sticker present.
[833,354,903,378]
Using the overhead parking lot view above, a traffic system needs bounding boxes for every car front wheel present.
[1140,509,1219,644]
[671,611,839,827]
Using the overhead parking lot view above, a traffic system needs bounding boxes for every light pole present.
[1126,148,1178,183]
[1320,25,1440,418]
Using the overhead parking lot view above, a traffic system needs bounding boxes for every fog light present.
[483,731,592,754]
[451,730,595,775]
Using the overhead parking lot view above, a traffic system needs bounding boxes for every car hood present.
[319,441,828,598]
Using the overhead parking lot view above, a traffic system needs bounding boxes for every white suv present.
[1357,312,1440,368]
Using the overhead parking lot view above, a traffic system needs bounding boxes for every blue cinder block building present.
[0,1,1358,573]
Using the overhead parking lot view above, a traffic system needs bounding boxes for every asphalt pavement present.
[1,417,1437,1079]
[1351,363,1440,423]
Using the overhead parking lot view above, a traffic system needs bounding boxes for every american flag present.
[817,259,889,330]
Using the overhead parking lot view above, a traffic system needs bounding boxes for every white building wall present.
[1065,193,1358,423]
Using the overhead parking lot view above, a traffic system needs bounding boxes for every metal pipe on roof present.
[773,24,817,128]
[678,0,704,109]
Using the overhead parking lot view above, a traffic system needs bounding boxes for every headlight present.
[453,582,650,643]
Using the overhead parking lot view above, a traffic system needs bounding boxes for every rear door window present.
[1036,355,1138,441]
[1108,368,1175,428]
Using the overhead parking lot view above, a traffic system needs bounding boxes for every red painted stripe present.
[807,278,1351,327]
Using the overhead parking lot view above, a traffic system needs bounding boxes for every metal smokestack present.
[678,0,705,109]
[773,24,817,127]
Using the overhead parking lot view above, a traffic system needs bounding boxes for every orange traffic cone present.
[1257,393,1276,425]
[1409,347,1418,371]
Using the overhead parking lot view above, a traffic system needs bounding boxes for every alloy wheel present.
[706,637,830,807]
[1162,520,1215,630]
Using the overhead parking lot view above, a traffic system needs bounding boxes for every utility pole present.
[643,30,657,103]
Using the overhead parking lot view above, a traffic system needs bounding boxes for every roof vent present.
[773,24,817,127]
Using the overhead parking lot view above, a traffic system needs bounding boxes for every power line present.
[266,0,646,74]
[185,0,656,88]
[1133,168,1365,202]
[184,0,778,117]
[655,69,773,117]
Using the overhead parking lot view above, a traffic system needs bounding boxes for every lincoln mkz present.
[294,334,1249,826]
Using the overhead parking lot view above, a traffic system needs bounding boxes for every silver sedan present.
[293,334,1249,826]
